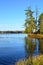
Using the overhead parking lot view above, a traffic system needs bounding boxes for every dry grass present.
[15,54,43,65]
[28,34,43,38]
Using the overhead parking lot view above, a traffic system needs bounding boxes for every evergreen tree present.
[24,7,36,33]
[38,13,43,33]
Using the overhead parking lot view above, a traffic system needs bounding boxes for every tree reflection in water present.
[25,36,36,65]
[15,37,43,65]
[39,39,43,54]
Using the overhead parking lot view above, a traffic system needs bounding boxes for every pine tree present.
[39,13,43,33]
[24,7,36,33]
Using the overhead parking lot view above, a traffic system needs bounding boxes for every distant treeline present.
[0,31,24,34]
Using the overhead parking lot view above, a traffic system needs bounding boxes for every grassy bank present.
[15,54,43,65]
[28,34,43,38]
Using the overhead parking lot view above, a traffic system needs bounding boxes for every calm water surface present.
[0,34,42,65]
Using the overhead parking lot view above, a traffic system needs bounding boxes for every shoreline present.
[28,33,43,38]
[0,31,24,34]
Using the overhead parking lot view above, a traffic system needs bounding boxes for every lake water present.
[0,34,43,65]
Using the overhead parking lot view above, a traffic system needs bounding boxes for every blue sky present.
[0,0,43,30]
